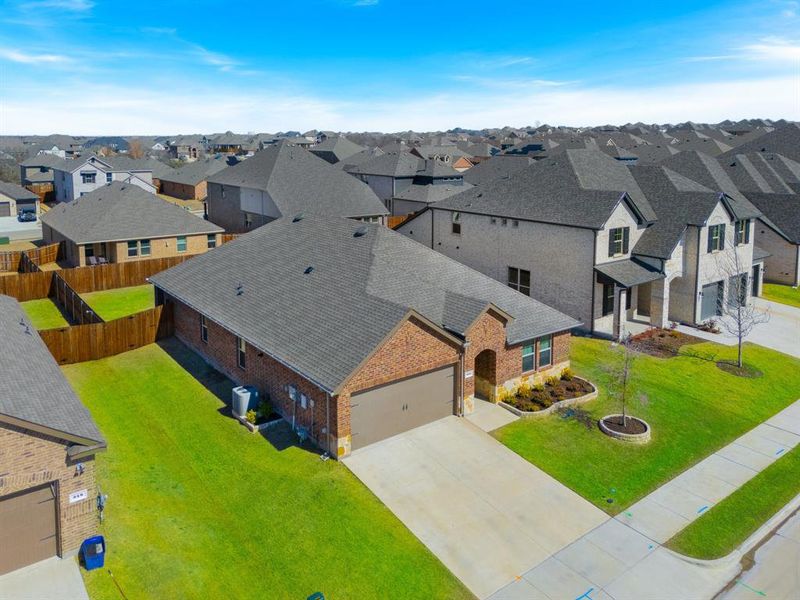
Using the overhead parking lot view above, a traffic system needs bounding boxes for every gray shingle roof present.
[462,156,535,186]
[151,215,579,393]
[160,157,229,187]
[0,295,104,444]
[309,136,365,164]
[595,259,664,288]
[0,180,38,201]
[753,246,771,261]
[346,151,423,178]
[394,182,473,205]
[721,153,799,193]
[718,124,800,163]
[209,141,388,218]
[41,181,222,244]
[746,192,800,243]
[435,149,656,229]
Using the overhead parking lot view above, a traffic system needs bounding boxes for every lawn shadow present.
[157,337,231,404]
[259,420,325,457]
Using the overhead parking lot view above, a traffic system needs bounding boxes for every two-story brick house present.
[151,215,578,457]
[41,182,223,267]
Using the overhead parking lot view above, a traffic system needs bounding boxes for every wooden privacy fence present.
[40,304,175,365]
[58,256,191,293]
[52,271,103,325]
[19,252,41,274]
[0,242,60,273]
[221,233,239,244]
[388,214,413,229]
[0,270,53,301]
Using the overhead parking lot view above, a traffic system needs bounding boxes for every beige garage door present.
[0,202,10,217]
[0,485,58,575]
[350,365,456,450]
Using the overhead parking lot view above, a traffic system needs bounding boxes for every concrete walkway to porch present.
[489,399,800,599]
[466,398,519,432]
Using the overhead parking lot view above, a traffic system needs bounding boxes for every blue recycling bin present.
[80,536,105,570]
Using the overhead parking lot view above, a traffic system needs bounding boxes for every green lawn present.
[762,283,800,308]
[666,444,800,559]
[20,298,70,329]
[494,337,800,515]
[64,342,471,600]
[81,284,155,321]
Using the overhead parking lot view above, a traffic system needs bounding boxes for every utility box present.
[232,385,259,417]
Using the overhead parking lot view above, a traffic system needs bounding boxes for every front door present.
[700,281,724,320]
[752,265,761,296]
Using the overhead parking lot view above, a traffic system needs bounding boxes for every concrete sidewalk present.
[489,399,800,600]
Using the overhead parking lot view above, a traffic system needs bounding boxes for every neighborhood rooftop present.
[41,181,222,244]
[151,214,579,393]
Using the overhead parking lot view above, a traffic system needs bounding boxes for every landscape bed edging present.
[498,379,598,419]
[599,414,651,444]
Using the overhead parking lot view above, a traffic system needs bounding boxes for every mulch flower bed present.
[601,415,648,435]
[502,377,594,412]
[630,328,705,358]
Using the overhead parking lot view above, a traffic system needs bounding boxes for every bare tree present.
[715,246,770,368]
[128,139,144,159]
[605,334,648,427]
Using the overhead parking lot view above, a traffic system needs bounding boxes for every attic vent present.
[304,266,314,275]
[353,226,369,238]
[292,213,305,222]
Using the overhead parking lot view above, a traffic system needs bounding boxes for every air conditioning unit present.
[231,385,259,417]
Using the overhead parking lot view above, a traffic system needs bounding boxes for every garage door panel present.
[350,365,456,450]
[0,485,58,575]
[0,202,10,217]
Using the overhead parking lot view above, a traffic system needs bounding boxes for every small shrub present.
[516,382,532,399]
[532,381,545,392]
[539,396,553,409]
[560,367,574,381]
[496,387,511,403]
[257,397,272,418]
[668,330,680,338]
[245,409,258,424]
[546,375,560,387]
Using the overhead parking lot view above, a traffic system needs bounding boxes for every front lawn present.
[666,444,800,559]
[81,284,155,321]
[20,297,70,329]
[64,341,471,600]
[494,337,800,514]
[762,283,800,308]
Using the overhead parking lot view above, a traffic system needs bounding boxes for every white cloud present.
[353,0,379,6]
[1,75,796,135]
[739,37,800,61]
[19,0,94,11]
[0,48,70,64]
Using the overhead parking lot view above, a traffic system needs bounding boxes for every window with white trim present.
[508,267,531,296]
[236,337,246,369]
[200,315,208,343]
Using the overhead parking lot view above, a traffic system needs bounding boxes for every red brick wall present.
[464,310,518,397]
[337,316,461,438]
[0,423,98,557]
[172,299,331,448]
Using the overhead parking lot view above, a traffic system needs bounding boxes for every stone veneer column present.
[649,278,670,329]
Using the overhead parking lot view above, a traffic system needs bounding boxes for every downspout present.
[459,341,470,417]
[590,230,598,335]
[694,226,702,324]
[325,392,331,456]
[430,209,435,249]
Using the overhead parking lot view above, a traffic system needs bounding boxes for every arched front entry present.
[474,348,498,401]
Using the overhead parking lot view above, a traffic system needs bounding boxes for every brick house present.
[41,181,223,267]
[0,295,105,575]
[159,157,230,201]
[0,180,40,217]
[151,215,577,458]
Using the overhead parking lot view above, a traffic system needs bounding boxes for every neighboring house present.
[51,154,156,202]
[0,180,39,216]
[398,149,761,338]
[392,159,469,215]
[150,215,578,457]
[0,295,105,575]
[159,157,230,200]
[717,123,800,163]
[309,136,366,165]
[346,151,423,208]
[19,153,62,199]
[462,155,535,186]
[744,193,800,286]
[208,132,253,155]
[335,146,385,171]
[410,145,474,172]
[206,141,388,232]
[41,182,223,267]
[169,136,205,161]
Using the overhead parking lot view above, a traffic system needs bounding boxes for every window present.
[105,172,112,183]
[602,282,615,316]
[127,240,138,257]
[708,224,725,252]
[452,212,461,235]
[539,336,552,368]
[200,315,208,343]
[84,244,94,258]
[734,220,750,245]
[508,267,531,295]
[236,337,246,369]
[176,236,187,253]
[522,344,535,372]
[81,172,96,184]
[512,220,519,227]
[288,384,298,401]
[608,227,630,257]
[490,217,497,225]
[300,393,308,410]
[244,212,253,228]
[140,239,151,256]
[207,234,217,249]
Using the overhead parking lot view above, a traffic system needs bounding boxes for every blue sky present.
[0,0,798,134]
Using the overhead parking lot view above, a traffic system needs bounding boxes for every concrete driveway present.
[0,557,89,600]
[674,298,800,358]
[343,416,607,599]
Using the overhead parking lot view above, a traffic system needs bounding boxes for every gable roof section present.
[160,157,229,186]
[0,295,104,445]
[346,151,423,178]
[41,181,222,244]
[209,141,388,218]
[435,149,655,229]
[309,136,365,164]
[462,155,535,186]
[150,215,579,393]
[746,192,800,243]
[0,180,38,201]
